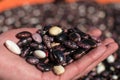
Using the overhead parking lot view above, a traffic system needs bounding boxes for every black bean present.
[55,33,68,42]
[16,31,32,39]
[82,39,97,48]
[26,56,39,65]
[43,25,52,31]
[70,48,86,59]
[74,27,90,39]
[65,55,73,64]
[69,32,81,42]
[68,28,89,39]
[36,63,52,72]
[49,50,65,65]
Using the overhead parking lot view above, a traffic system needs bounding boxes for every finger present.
[77,42,118,78]
[60,45,106,80]
[87,28,102,38]
[0,28,38,45]
[102,38,115,46]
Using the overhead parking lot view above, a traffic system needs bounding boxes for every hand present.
[0,28,118,80]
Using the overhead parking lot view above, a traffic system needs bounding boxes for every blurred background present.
[0,0,120,80]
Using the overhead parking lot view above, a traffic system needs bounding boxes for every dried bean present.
[30,43,44,50]
[65,55,73,64]
[51,42,60,48]
[17,37,32,47]
[64,41,79,49]
[49,26,62,36]
[53,65,65,75]
[26,56,39,65]
[36,63,52,72]
[20,47,31,57]
[32,33,42,43]
[16,31,32,39]
[69,32,81,42]
[34,50,46,59]
[71,48,86,59]
[49,50,65,65]
[55,33,68,42]
[82,39,97,48]
[5,40,21,55]
[77,42,91,49]
[43,35,53,48]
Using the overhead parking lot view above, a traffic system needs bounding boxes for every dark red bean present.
[26,56,39,65]
[17,37,32,47]
[30,43,44,50]
[64,41,79,49]
[30,42,38,48]
[101,71,110,77]
[20,47,31,58]
[16,31,32,39]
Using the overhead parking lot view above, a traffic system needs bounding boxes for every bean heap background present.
[14,26,99,75]
[0,0,120,79]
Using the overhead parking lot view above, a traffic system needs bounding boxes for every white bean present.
[5,40,21,54]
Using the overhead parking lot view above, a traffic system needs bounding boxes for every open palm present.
[0,28,118,80]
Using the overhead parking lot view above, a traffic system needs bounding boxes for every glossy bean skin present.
[16,31,32,39]
[32,33,42,43]
[43,35,53,49]
[64,41,79,49]
[49,50,65,65]
[55,33,68,42]
[69,32,81,42]
[36,63,52,72]
[17,37,32,47]
[26,56,40,65]
[20,47,31,58]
